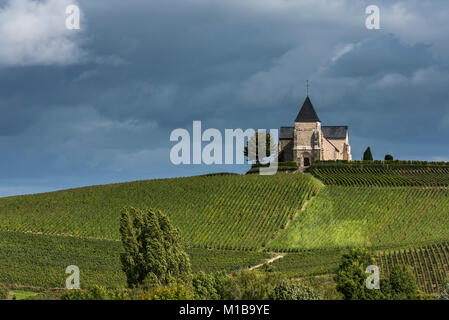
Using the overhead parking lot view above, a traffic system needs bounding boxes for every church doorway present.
[304,157,310,167]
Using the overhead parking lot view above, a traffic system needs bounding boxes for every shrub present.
[269,280,322,300]
[381,265,420,300]
[192,271,225,300]
[0,284,9,300]
[437,282,449,300]
[384,154,393,161]
[138,283,193,300]
[336,249,423,300]
[220,269,282,300]
[61,286,130,300]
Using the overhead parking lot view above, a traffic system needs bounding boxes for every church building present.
[278,96,352,169]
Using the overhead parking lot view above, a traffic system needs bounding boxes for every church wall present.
[323,138,352,160]
[327,138,345,153]
[278,139,293,162]
[322,138,337,160]
[344,143,352,160]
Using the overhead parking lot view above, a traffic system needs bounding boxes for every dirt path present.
[0,228,119,242]
[263,196,315,249]
[248,254,285,270]
[283,197,312,231]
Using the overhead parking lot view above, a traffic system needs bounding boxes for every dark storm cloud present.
[0,0,448,196]
[326,35,434,78]
[315,34,449,157]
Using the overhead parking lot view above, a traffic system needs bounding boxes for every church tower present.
[293,96,322,168]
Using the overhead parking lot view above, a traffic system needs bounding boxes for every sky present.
[0,0,448,196]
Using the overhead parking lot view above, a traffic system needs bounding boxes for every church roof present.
[279,126,294,139]
[280,125,348,140]
[322,126,348,139]
[295,96,321,122]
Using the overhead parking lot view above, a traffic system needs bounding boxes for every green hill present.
[1,162,449,294]
[0,173,321,250]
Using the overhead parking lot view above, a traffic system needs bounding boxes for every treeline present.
[247,161,297,174]
[312,160,449,167]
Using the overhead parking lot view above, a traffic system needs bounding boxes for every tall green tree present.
[119,207,192,289]
[334,248,383,300]
[363,147,373,161]
[381,265,420,300]
[244,132,276,165]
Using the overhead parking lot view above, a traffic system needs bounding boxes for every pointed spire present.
[295,96,321,122]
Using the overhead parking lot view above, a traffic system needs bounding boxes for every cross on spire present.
[306,80,310,96]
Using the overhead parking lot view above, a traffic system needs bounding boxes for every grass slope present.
[269,186,449,251]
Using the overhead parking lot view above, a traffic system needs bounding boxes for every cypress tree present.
[120,207,192,289]
[363,147,373,161]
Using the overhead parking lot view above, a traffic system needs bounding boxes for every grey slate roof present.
[280,126,294,139]
[280,126,348,139]
[322,126,348,139]
[295,96,321,122]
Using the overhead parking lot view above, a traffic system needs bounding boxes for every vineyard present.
[309,163,449,186]
[0,173,321,250]
[269,186,449,251]
[269,249,345,277]
[1,164,449,296]
[0,230,271,288]
[376,243,449,294]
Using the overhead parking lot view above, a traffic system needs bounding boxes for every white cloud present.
[382,1,449,59]
[331,43,354,63]
[0,0,86,66]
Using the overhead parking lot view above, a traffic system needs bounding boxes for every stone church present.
[278,96,352,168]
